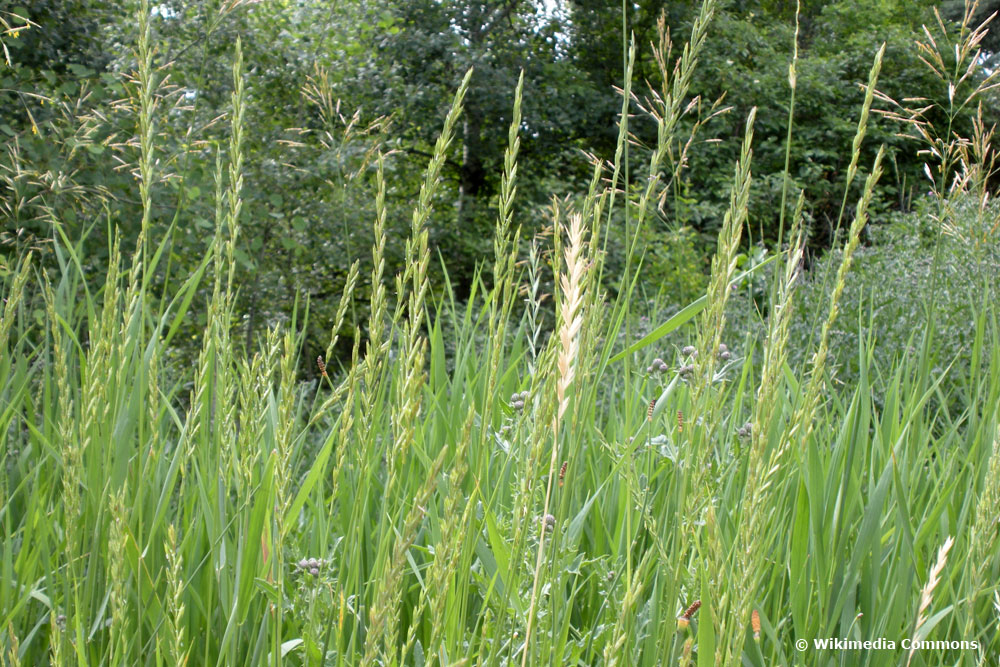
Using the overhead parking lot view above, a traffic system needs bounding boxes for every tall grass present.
[2,1,1000,666]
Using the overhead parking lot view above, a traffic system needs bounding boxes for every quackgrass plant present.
[1,0,999,665]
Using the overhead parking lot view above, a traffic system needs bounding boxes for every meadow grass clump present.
[2,1,1000,666]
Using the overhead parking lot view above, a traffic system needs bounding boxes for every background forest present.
[2,0,1000,665]
[5,0,998,369]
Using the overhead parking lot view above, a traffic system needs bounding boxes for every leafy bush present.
[727,193,1000,400]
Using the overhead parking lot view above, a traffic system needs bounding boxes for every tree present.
[347,0,596,293]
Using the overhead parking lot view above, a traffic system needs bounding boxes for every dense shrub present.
[728,193,1000,397]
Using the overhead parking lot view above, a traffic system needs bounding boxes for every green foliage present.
[643,224,707,307]
[4,2,1000,665]
[677,0,946,246]
[344,0,596,290]
[6,0,998,375]
[786,194,1000,401]
[3,184,999,665]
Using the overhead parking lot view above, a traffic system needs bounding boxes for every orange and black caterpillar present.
[676,599,702,630]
